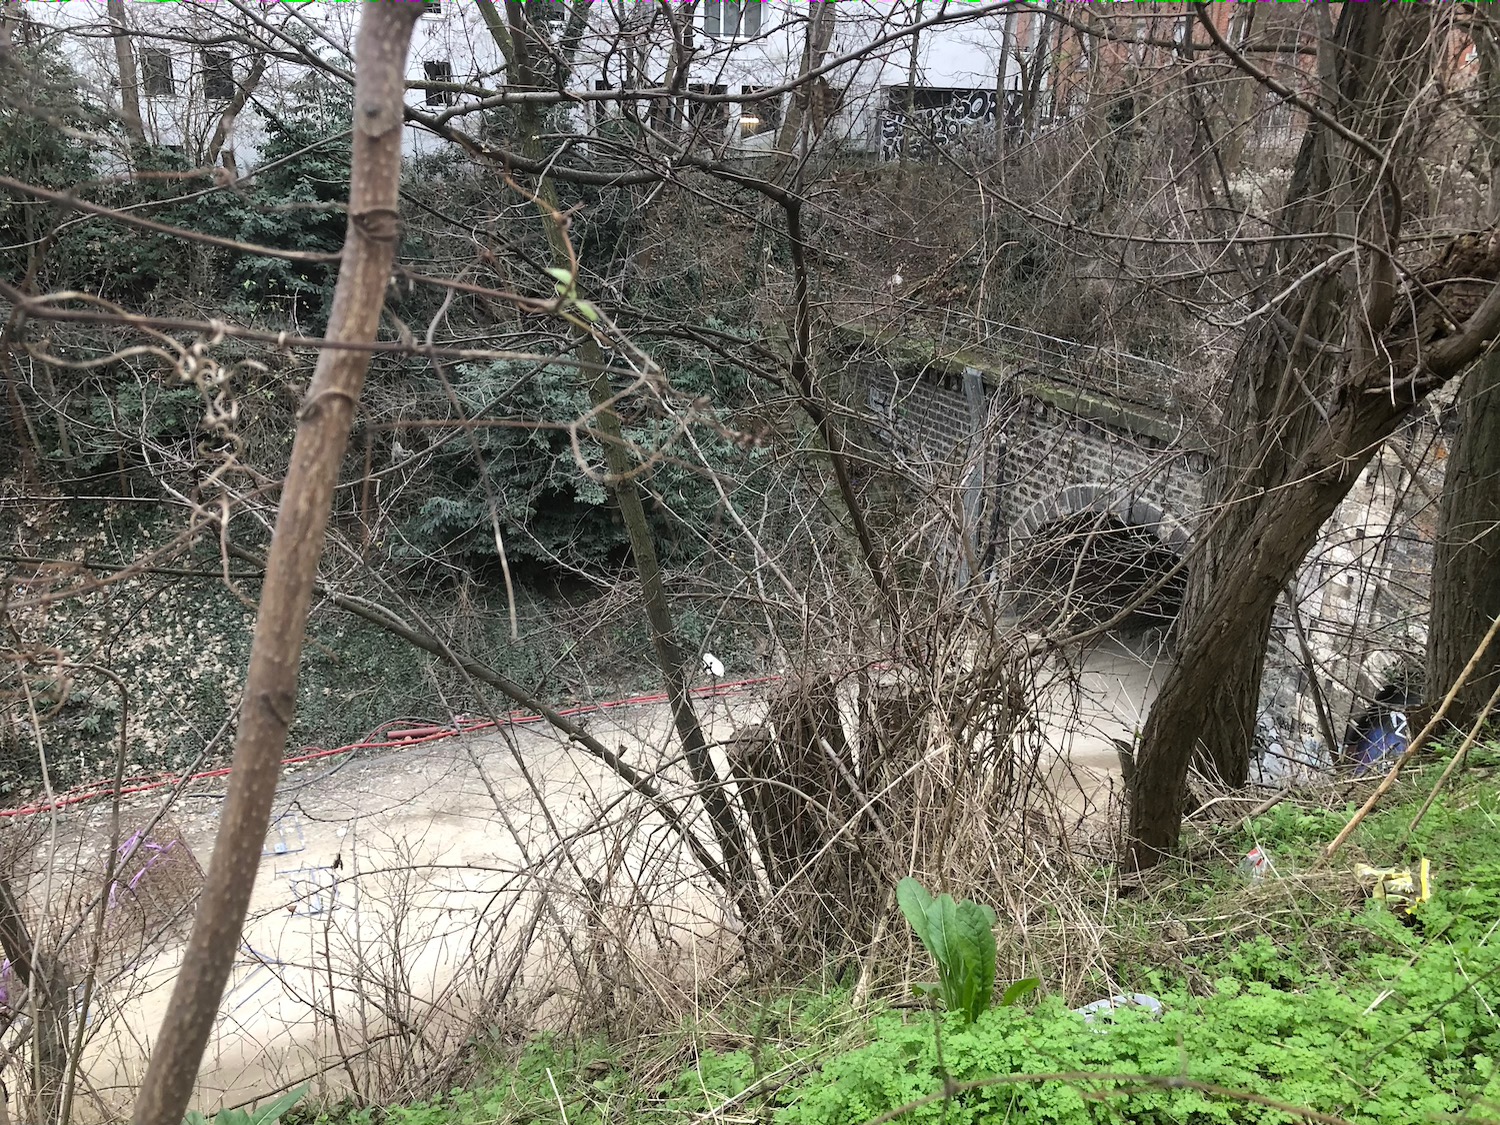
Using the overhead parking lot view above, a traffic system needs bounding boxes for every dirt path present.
[22,639,1162,1120]
[59,691,753,1119]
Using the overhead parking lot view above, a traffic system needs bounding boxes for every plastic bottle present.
[1240,845,1273,881]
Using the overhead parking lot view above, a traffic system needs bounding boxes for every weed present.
[185,1085,307,1125]
[897,878,1008,1025]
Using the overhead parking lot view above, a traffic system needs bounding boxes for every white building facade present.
[25,0,1049,169]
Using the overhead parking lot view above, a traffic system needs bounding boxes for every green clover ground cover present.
[305,757,1500,1125]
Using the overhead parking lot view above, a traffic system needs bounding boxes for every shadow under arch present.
[1008,484,1191,631]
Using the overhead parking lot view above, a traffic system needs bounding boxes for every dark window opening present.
[592,79,613,124]
[140,48,174,97]
[533,0,568,25]
[738,85,780,138]
[424,60,456,106]
[203,50,235,101]
[422,0,443,15]
[686,83,729,137]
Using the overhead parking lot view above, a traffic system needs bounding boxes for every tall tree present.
[1427,16,1500,735]
[1427,351,1500,732]
[106,0,143,143]
[1129,3,1500,866]
[475,0,764,923]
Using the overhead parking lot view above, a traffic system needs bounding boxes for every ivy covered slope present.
[302,759,1500,1125]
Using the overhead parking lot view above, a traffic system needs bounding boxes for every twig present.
[1323,612,1500,863]
[1405,676,1500,837]
[546,1067,570,1125]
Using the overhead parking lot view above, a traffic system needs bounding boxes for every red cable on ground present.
[0,673,784,821]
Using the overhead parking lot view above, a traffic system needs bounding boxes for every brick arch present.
[1011,484,1191,554]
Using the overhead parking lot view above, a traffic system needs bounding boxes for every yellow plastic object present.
[1355,859,1431,915]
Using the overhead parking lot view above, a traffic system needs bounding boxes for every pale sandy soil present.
[13,639,1163,1120]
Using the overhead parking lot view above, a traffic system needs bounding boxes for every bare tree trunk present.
[205,53,267,170]
[1,343,37,484]
[897,0,922,184]
[1128,3,1500,866]
[0,875,69,1125]
[476,0,763,924]
[772,0,836,174]
[1426,20,1500,737]
[1427,351,1500,733]
[1132,402,1426,862]
[1,0,25,59]
[129,6,422,1122]
[107,0,143,143]
[994,8,1015,159]
[582,335,762,923]
[1139,7,1373,794]
[1217,1,1258,177]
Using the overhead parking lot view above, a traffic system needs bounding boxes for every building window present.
[422,0,443,15]
[140,48,174,97]
[531,0,568,25]
[424,60,455,106]
[203,50,235,101]
[686,83,728,136]
[738,85,780,137]
[704,0,761,40]
[592,79,613,124]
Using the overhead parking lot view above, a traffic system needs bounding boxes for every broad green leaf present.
[957,901,997,1020]
[573,299,600,323]
[248,1084,309,1124]
[999,977,1039,1008]
[897,877,935,953]
[896,880,1008,1024]
[544,266,574,285]
[929,893,968,1016]
[929,892,959,981]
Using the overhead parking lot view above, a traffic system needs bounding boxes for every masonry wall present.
[863,361,1207,560]
[864,352,1447,772]
[1002,400,1205,544]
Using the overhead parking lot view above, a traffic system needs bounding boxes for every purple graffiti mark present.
[108,829,179,909]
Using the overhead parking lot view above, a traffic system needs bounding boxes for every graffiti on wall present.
[878,86,1008,161]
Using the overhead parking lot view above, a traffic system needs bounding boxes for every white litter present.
[1240,846,1274,882]
[1073,993,1164,1025]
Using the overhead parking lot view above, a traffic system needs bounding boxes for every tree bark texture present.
[0,874,69,1123]
[107,0,144,142]
[1130,4,1500,866]
[1427,352,1500,733]
[205,53,268,170]
[129,5,421,1122]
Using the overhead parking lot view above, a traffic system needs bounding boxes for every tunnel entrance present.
[1013,509,1186,630]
